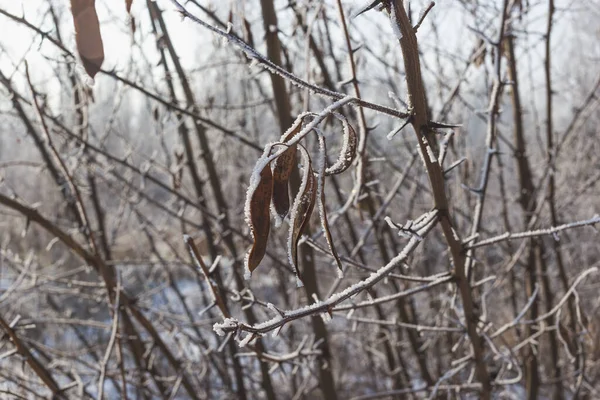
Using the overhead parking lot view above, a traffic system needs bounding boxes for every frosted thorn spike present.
[352,0,387,18]
[444,157,467,176]
[429,120,462,129]
[384,216,403,231]
[461,183,483,195]
[365,287,376,301]
[351,44,363,54]
[338,77,358,88]
[387,117,412,140]
[366,123,379,132]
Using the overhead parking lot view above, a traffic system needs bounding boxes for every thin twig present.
[466,215,600,250]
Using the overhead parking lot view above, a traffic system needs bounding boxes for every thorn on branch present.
[384,216,424,240]
[387,117,412,140]
[444,157,467,176]
[351,44,363,54]
[488,147,501,156]
[338,76,358,88]
[461,183,483,195]
[366,123,379,132]
[429,120,462,129]
[552,232,560,241]
[437,130,455,165]
[352,0,387,19]
[267,302,286,318]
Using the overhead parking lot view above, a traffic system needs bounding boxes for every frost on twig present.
[167,0,412,120]
[212,211,439,336]
[352,0,386,19]
[389,4,404,41]
[214,318,239,337]
[466,215,600,250]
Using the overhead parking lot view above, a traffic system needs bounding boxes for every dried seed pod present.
[325,113,358,176]
[70,0,104,79]
[244,146,274,279]
[287,145,316,287]
[272,117,304,223]
[316,133,343,277]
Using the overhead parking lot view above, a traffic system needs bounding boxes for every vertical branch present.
[98,273,121,400]
[543,0,582,396]
[463,0,511,280]
[505,34,544,400]
[259,0,293,129]
[335,0,370,200]
[336,0,435,388]
[388,1,491,397]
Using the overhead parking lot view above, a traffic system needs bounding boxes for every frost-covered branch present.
[465,215,600,250]
[491,285,539,339]
[214,210,439,337]
[525,267,597,324]
[184,235,230,318]
[168,0,411,120]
